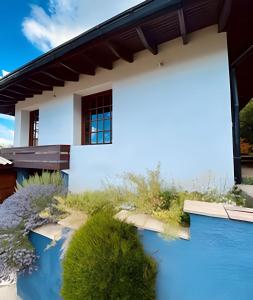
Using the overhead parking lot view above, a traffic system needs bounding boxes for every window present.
[29,110,39,146]
[82,90,112,145]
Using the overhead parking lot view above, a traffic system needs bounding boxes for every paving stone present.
[32,224,64,241]
[58,211,87,230]
[184,200,228,219]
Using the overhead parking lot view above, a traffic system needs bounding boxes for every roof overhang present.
[0,156,13,170]
[0,0,228,115]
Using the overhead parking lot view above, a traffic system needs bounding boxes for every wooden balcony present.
[0,145,70,170]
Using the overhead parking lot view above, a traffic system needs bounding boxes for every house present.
[0,0,252,192]
[0,157,15,202]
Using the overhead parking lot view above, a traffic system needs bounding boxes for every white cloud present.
[0,114,15,121]
[0,124,14,146]
[22,0,143,52]
[0,70,10,79]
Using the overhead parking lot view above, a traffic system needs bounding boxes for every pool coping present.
[184,200,253,223]
[32,210,190,241]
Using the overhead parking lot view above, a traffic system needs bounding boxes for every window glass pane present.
[91,133,97,144]
[91,110,97,120]
[98,120,103,131]
[104,111,111,119]
[104,119,111,131]
[91,121,97,132]
[104,131,111,143]
[82,90,112,145]
[98,132,103,144]
[97,108,103,120]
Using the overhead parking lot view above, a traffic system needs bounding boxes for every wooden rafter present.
[59,61,95,76]
[13,84,42,95]
[136,26,158,55]
[24,79,54,90]
[106,41,134,63]
[31,74,65,87]
[0,96,17,103]
[178,8,188,45]
[41,68,79,82]
[218,0,232,32]
[4,89,33,98]
[85,54,113,70]
[231,45,253,68]
[0,92,24,101]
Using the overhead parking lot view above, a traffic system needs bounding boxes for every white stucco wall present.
[15,26,234,192]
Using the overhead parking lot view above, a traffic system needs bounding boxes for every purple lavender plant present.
[0,184,66,284]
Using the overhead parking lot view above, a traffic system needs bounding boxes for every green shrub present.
[242,177,253,185]
[61,212,157,300]
[65,189,123,215]
[18,171,64,189]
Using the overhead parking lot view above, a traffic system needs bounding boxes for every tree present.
[240,99,253,144]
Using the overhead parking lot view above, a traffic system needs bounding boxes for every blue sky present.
[0,0,142,146]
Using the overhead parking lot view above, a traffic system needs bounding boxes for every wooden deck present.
[0,145,70,170]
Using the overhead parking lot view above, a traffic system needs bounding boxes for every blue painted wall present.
[17,233,64,300]
[142,215,253,300]
[17,215,253,300]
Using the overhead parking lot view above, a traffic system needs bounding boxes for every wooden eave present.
[0,0,226,115]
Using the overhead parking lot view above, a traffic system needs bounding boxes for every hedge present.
[61,211,157,300]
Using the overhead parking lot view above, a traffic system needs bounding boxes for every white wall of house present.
[14,26,234,192]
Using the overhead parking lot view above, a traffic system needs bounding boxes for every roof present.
[0,156,12,166]
[0,0,228,115]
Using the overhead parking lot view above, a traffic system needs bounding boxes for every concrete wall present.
[14,26,234,192]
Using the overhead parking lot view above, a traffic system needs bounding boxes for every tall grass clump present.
[64,165,246,229]
[18,171,64,189]
[61,211,157,300]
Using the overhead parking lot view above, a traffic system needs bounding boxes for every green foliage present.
[61,212,157,300]
[184,186,246,207]
[64,165,247,231]
[18,171,64,189]
[242,177,253,185]
[121,165,164,213]
[65,189,123,216]
[240,98,253,144]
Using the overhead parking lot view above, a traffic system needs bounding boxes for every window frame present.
[29,109,39,147]
[81,90,112,145]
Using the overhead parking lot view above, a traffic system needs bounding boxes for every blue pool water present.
[17,215,253,300]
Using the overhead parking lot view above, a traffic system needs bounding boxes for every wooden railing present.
[0,145,70,170]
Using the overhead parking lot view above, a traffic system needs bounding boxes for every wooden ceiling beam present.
[41,69,79,82]
[136,26,158,55]
[231,45,253,68]
[84,54,113,70]
[59,61,95,76]
[218,0,232,33]
[13,84,43,95]
[106,41,134,63]
[31,74,65,87]
[19,79,53,91]
[0,95,18,103]
[178,8,188,45]
[4,89,33,99]
[0,92,25,101]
